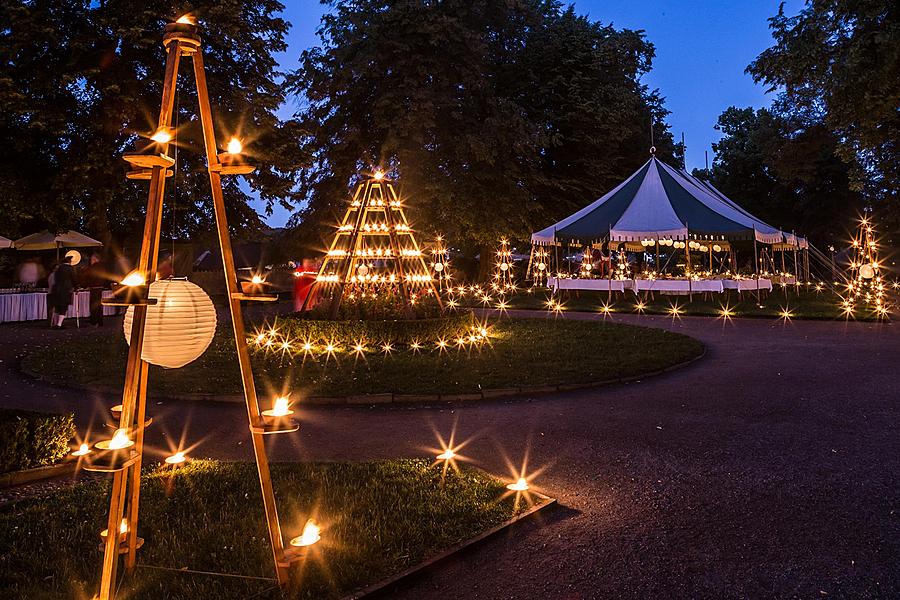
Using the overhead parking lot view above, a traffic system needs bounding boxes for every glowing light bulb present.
[290,519,321,547]
[373,170,385,180]
[251,274,264,285]
[507,478,529,491]
[175,14,195,24]
[165,451,186,465]
[95,428,133,451]
[72,443,91,457]
[436,449,456,460]
[226,137,243,154]
[121,272,145,286]
[150,129,172,144]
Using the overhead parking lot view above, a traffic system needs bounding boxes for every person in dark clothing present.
[48,256,76,329]
[81,253,106,326]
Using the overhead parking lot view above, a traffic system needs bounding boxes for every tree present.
[288,0,680,262]
[0,0,306,247]
[696,106,862,244]
[748,0,899,221]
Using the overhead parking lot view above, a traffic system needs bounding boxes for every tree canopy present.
[694,106,862,244]
[0,0,305,247]
[288,0,681,252]
[747,0,899,224]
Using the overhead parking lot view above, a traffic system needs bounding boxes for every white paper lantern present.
[123,279,217,369]
[433,262,444,272]
[537,262,546,271]
[499,262,509,271]
[712,244,722,253]
[860,264,875,279]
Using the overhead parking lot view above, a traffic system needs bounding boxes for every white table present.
[549,277,627,293]
[631,279,725,296]
[0,290,119,324]
[721,279,773,292]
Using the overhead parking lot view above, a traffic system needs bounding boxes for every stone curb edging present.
[20,347,706,407]
[0,461,78,489]
[343,489,557,600]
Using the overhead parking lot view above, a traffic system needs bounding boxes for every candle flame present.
[72,443,91,457]
[108,429,131,450]
[373,170,384,180]
[121,272,145,286]
[165,451,186,465]
[271,396,291,417]
[227,137,243,154]
[150,129,172,144]
[290,519,321,547]
[436,449,456,460]
[251,274,264,285]
[176,14,195,25]
[507,477,529,491]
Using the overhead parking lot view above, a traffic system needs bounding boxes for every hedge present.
[275,310,476,346]
[0,409,75,473]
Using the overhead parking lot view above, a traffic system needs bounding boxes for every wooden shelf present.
[123,153,175,169]
[231,292,278,302]
[82,449,140,473]
[250,417,300,435]
[126,168,173,180]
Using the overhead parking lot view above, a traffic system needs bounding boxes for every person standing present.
[48,255,76,329]
[82,253,105,326]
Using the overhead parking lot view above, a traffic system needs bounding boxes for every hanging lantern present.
[860,264,875,279]
[712,244,722,253]
[123,279,217,369]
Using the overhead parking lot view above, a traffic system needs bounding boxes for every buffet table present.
[721,278,773,293]
[0,290,119,324]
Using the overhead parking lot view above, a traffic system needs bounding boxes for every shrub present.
[0,409,75,473]
[274,310,476,346]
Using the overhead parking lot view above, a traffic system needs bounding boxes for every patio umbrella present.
[0,235,12,249]
[14,230,102,258]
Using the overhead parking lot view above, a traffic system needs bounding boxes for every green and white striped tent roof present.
[532,157,804,247]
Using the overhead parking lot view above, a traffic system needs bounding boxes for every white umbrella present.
[0,235,12,249]
[14,230,102,257]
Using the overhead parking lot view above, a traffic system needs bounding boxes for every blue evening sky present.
[255,0,804,227]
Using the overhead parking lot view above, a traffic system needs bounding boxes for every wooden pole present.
[193,48,290,586]
[96,39,182,600]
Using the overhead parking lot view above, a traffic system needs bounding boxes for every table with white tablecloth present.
[631,279,725,295]
[0,290,119,324]
[549,277,628,293]
[721,278,773,293]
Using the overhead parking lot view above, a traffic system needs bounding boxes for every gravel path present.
[1,311,898,598]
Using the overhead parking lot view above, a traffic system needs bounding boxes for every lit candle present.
[507,478,529,491]
[289,519,321,548]
[165,451,186,465]
[262,396,293,418]
[71,443,91,457]
[436,449,456,461]
[150,129,172,144]
[121,272,145,286]
[96,428,134,451]
[227,137,243,154]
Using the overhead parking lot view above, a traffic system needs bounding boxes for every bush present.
[0,409,75,473]
[310,287,443,320]
[274,310,476,346]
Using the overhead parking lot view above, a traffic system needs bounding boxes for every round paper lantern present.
[357,264,369,277]
[537,262,546,271]
[433,262,444,272]
[860,264,875,279]
[712,244,722,253]
[65,250,82,266]
[500,263,509,271]
[123,279,217,369]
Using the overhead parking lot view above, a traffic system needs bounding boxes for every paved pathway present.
[1,311,898,598]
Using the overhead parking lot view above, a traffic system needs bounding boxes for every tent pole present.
[753,226,760,305]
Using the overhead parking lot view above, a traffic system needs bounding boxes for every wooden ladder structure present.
[86,18,298,599]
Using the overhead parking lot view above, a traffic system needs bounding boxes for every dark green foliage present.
[0,409,75,473]
[747,0,899,227]
[0,0,306,244]
[22,317,703,397]
[277,310,475,346]
[695,106,863,244]
[0,460,531,599]
[309,287,444,320]
[289,0,682,252]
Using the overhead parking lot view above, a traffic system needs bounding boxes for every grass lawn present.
[22,318,703,398]
[468,286,881,320]
[0,460,539,599]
